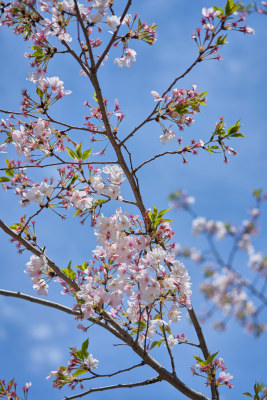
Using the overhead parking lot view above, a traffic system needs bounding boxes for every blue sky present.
[0,1,267,400]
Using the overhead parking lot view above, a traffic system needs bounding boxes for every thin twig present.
[0,160,118,171]
[0,108,95,132]
[160,303,176,376]
[133,150,182,173]
[65,376,162,400]
[79,362,145,382]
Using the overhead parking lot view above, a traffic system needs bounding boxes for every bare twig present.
[79,362,145,382]
[133,150,183,173]
[65,376,162,400]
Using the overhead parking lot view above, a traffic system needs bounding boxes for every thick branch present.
[0,289,126,342]
[188,307,219,400]
[96,308,210,400]
[0,219,80,291]
[0,289,80,316]
[188,307,209,359]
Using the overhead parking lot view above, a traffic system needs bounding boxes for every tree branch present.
[133,150,183,173]
[95,0,132,70]
[0,289,81,316]
[0,288,127,342]
[188,307,219,400]
[79,362,145,381]
[0,218,80,292]
[65,376,162,400]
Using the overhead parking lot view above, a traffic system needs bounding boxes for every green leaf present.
[76,142,82,158]
[66,147,77,159]
[0,176,10,182]
[213,6,224,16]
[230,133,244,137]
[5,168,14,177]
[74,350,83,359]
[96,199,108,205]
[93,92,98,104]
[175,105,188,115]
[82,148,92,160]
[226,120,241,136]
[75,261,88,271]
[62,267,76,280]
[73,369,88,377]
[150,339,164,349]
[225,0,234,14]
[230,3,241,14]
[74,209,82,216]
[216,35,227,45]
[206,351,219,364]
[242,393,253,398]
[253,189,262,198]
[81,338,89,356]
[147,212,153,221]
[69,175,78,185]
[9,223,21,230]
[206,148,214,154]
[36,87,44,99]
[157,208,170,219]
[7,378,14,388]
[5,158,11,167]
[199,91,208,99]
[193,355,203,363]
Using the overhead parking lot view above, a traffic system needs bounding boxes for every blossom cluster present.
[47,340,99,390]
[191,6,254,61]
[0,114,72,166]
[191,355,234,389]
[200,269,256,320]
[0,2,157,72]
[151,85,207,144]
[24,254,50,296]
[74,208,191,343]
[20,181,53,207]
[0,379,32,400]
[169,189,267,335]
[1,116,55,159]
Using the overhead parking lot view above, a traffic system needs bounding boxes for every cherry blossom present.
[107,15,121,31]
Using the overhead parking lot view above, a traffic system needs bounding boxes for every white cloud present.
[29,323,53,340]
[29,345,64,369]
